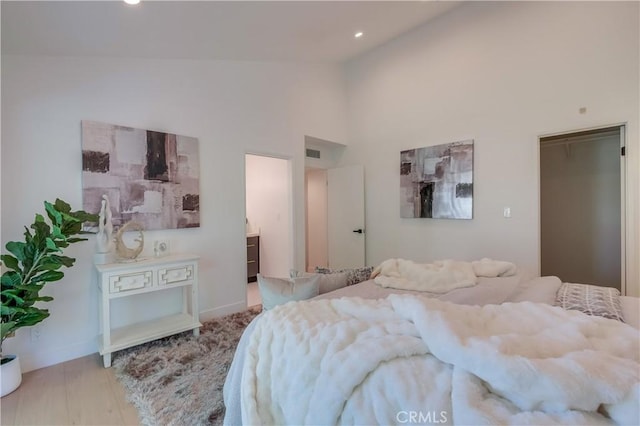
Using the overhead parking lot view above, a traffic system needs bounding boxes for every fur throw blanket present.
[371,258,517,293]
[241,295,639,425]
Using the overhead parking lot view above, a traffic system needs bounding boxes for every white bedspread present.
[241,295,639,425]
[372,258,517,293]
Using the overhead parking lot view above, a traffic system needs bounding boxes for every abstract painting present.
[400,140,473,219]
[81,120,200,230]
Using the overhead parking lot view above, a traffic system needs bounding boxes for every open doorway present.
[305,164,366,271]
[304,137,366,272]
[245,154,293,307]
[305,168,329,271]
[539,125,625,291]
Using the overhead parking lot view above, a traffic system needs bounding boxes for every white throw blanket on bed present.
[372,258,517,293]
[241,295,639,425]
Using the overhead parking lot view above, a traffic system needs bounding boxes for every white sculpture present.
[95,195,114,264]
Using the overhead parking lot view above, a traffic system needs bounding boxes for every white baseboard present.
[19,339,98,373]
[199,301,247,322]
[17,302,249,373]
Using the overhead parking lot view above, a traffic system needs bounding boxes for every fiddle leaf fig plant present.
[1,199,98,362]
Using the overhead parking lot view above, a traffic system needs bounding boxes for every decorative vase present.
[1,355,22,397]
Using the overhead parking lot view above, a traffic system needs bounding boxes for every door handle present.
[352,229,363,234]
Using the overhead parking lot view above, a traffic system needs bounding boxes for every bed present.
[223,265,639,425]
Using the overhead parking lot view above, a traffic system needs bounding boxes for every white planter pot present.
[1,355,22,397]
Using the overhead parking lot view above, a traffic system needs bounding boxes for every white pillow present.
[289,270,349,294]
[257,274,320,310]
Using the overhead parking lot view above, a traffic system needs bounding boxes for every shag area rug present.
[113,306,261,426]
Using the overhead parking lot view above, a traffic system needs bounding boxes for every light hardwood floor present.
[1,353,140,426]
[247,281,261,307]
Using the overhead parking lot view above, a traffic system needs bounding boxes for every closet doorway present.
[539,125,625,291]
[245,153,293,307]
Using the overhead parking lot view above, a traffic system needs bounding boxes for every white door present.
[327,165,365,269]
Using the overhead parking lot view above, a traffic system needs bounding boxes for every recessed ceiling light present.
[354,32,364,39]
[124,0,140,5]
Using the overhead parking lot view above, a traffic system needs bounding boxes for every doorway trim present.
[537,122,628,294]
[244,150,296,280]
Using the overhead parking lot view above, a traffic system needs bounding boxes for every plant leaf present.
[34,262,63,272]
[45,237,61,252]
[53,199,72,214]
[1,272,22,289]
[22,226,33,243]
[13,283,45,293]
[1,292,25,304]
[73,210,99,224]
[13,310,49,328]
[1,321,18,343]
[50,255,75,268]
[21,243,37,272]
[51,225,64,240]
[31,221,52,248]
[5,241,26,262]
[45,201,63,226]
[65,237,88,244]
[30,270,64,283]
[61,221,82,236]
[1,305,26,316]
[0,255,19,271]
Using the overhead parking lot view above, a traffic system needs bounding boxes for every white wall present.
[1,55,347,371]
[343,1,640,295]
[304,136,346,169]
[245,154,292,278]
[3,1,639,372]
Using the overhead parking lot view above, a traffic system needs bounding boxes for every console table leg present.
[95,255,201,369]
[103,353,112,368]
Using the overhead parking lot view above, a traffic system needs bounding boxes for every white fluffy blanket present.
[371,258,517,293]
[241,295,639,425]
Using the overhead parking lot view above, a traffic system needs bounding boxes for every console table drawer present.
[159,264,194,286]
[109,271,153,293]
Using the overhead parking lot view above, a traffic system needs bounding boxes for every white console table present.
[95,254,202,367]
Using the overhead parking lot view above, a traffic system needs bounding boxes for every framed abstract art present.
[400,140,473,219]
[81,120,200,230]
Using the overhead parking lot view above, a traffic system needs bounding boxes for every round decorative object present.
[115,221,144,261]
[154,240,170,257]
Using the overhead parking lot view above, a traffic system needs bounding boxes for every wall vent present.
[306,148,321,159]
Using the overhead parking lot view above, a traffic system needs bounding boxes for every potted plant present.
[1,199,97,396]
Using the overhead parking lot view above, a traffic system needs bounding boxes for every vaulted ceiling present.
[1,1,460,63]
